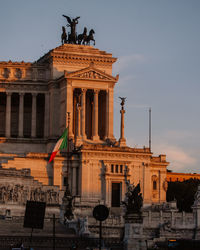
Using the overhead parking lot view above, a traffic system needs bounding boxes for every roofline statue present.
[61,15,96,46]
[119,97,126,110]
[63,15,80,44]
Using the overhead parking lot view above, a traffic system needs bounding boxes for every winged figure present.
[62,15,80,44]
[119,97,126,109]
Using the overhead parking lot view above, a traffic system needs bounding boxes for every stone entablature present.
[0,62,49,82]
[37,44,117,74]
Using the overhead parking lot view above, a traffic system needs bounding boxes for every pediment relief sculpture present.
[65,67,118,82]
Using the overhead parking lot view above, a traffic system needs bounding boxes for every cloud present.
[113,54,146,72]
[153,144,197,172]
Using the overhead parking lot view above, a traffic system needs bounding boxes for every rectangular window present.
[120,165,123,173]
[115,165,118,173]
[111,164,114,173]
[111,183,121,207]
[63,177,67,186]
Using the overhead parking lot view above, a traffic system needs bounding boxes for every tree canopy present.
[166,178,200,212]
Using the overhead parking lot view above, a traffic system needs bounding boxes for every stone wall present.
[0,167,64,219]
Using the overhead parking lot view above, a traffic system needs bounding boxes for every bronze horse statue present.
[77,27,87,45]
[83,29,95,46]
[61,26,67,45]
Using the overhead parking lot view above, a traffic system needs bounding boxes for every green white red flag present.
[49,128,68,162]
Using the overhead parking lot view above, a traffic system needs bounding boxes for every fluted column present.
[119,109,126,147]
[18,93,24,137]
[76,104,82,146]
[72,166,77,196]
[5,92,12,138]
[31,93,37,138]
[66,82,74,138]
[44,92,50,138]
[77,105,81,137]
[92,89,99,140]
[106,88,114,139]
[81,88,86,139]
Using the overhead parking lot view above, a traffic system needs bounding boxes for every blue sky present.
[0,0,200,173]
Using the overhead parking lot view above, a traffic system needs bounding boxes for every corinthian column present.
[81,89,86,140]
[106,88,114,140]
[76,104,82,146]
[92,89,99,141]
[5,92,12,138]
[44,92,50,138]
[66,82,74,139]
[31,93,37,138]
[18,93,24,137]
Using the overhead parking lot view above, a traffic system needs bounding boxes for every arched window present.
[153,180,157,190]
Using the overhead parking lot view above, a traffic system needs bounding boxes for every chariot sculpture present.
[61,15,95,45]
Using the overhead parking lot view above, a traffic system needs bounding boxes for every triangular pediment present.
[65,65,118,82]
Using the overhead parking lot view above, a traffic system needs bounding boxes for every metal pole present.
[99,220,102,250]
[30,227,33,249]
[53,214,55,250]
[67,112,70,187]
[149,107,151,151]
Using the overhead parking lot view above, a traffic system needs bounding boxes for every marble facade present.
[0,44,169,217]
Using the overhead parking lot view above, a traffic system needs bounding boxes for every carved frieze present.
[0,83,48,92]
[0,184,59,205]
[74,70,110,80]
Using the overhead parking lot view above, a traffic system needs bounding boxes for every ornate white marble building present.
[0,44,169,215]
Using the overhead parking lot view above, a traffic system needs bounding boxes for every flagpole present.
[67,112,70,188]
[149,107,151,151]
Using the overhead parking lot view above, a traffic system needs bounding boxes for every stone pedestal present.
[124,213,147,250]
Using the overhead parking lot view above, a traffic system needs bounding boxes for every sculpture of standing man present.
[63,15,80,44]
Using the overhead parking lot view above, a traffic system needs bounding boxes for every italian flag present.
[49,128,68,163]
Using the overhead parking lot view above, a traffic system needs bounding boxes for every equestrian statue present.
[62,15,95,46]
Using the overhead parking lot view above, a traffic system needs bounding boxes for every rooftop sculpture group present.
[61,15,95,46]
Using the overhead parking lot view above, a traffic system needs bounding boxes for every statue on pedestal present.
[119,97,126,110]
[122,183,143,215]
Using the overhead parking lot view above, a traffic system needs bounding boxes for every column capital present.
[77,105,81,111]
[6,92,12,96]
[94,89,100,94]
[81,88,87,93]
[19,92,25,97]
[32,92,38,97]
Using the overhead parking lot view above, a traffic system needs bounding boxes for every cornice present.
[37,44,117,66]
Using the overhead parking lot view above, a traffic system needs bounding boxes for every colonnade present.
[1,92,49,138]
[72,87,114,141]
